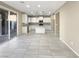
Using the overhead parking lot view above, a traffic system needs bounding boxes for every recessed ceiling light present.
[26,5,30,8]
[37,5,40,8]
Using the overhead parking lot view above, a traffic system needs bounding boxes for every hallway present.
[0,32,78,58]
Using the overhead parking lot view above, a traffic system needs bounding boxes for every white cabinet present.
[22,26,27,34]
[31,17,38,23]
[35,27,45,33]
[43,17,51,23]
[22,14,27,24]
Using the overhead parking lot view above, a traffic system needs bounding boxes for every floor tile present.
[0,32,78,58]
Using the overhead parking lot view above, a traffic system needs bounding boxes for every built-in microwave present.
[39,20,43,26]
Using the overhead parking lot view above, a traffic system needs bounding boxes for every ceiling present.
[3,1,66,16]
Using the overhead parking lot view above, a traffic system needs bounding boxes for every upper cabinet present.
[43,17,51,23]
[22,14,28,24]
[29,16,51,24]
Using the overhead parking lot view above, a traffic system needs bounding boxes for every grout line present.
[60,39,79,57]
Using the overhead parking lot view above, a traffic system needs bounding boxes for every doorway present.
[0,8,8,43]
[10,11,17,38]
[0,9,8,35]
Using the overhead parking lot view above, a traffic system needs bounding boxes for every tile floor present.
[0,32,78,58]
[0,35,8,44]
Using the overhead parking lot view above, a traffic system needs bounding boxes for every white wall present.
[17,12,22,35]
[59,1,79,56]
[22,14,28,34]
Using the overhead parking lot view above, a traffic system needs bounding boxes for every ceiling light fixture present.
[26,5,30,8]
[37,5,40,8]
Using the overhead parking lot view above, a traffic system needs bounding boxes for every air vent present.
[20,1,25,3]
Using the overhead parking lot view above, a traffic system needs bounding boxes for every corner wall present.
[59,1,79,56]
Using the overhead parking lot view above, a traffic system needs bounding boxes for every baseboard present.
[60,39,79,56]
